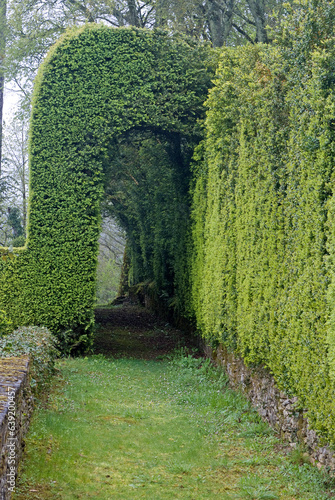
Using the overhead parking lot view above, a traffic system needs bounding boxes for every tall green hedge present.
[189,1,335,444]
[3,1,335,446]
[0,25,212,349]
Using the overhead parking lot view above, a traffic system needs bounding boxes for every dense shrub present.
[0,309,13,335]
[0,326,59,394]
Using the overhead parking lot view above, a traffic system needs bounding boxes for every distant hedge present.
[0,25,211,350]
[189,1,335,444]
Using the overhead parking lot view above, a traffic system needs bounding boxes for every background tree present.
[96,218,125,304]
[2,116,28,236]
[153,0,292,46]
[2,118,28,215]
[0,0,6,173]
[4,0,292,109]
[0,178,11,246]
[99,217,126,265]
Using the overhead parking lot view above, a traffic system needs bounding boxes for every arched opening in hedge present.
[0,25,212,348]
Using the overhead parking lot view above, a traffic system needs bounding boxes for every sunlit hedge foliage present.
[0,25,212,350]
[189,1,335,444]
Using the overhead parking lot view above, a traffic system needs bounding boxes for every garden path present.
[13,304,334,499]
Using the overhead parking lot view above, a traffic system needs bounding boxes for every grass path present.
[13,305,335,499]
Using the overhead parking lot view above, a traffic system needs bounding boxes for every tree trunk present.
[247,0,268,43]
[127,0,140,27]
[207,0,224,47]
[0,0,6,177]
[221,0,235,43]
[207,0,235,47]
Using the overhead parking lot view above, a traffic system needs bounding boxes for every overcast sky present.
[3,84,20,121]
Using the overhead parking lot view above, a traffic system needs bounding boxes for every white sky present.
[3,84,20,121]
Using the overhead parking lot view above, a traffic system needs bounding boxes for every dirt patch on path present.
[94,303,199,359]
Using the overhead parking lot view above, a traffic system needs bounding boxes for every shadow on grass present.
[94,303,199,360]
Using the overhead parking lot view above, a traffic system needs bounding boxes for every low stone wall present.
[206,345,335,474]
[0,356,33,499]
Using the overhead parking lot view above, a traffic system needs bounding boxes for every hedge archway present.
[0,25,212,349]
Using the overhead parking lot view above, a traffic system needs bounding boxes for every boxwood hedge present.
[189,1,335,445]
[0,25,212,350]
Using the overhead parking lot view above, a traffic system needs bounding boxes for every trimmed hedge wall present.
[3,1,335,447]
[0,25,211,349]
[189,2,335,445]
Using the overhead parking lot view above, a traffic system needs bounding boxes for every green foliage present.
[0,25,212,350]
[189,1,335,446]
[95,256,121,305]
[0,308,12,335]
[7,207,24,238]
[0,325,59,394]
[104,131,193,307]
[11,234,25,247]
